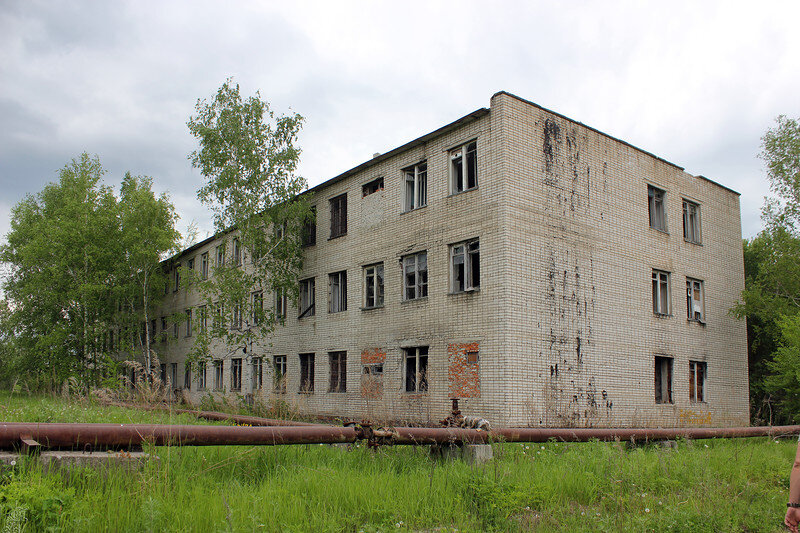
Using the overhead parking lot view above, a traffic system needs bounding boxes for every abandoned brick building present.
[149,91,749,427]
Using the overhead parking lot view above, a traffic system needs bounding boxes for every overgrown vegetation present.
[735,115,800,424]
[0,393,793,532]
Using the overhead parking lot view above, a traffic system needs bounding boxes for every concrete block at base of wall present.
[430,443,493,464]
[0,450,157,471]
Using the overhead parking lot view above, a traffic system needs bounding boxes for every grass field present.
[0,391,794,532]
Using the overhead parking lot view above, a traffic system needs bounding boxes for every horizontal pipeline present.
[2,423,800,450]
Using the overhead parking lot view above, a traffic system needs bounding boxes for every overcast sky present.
[2,1,799,247]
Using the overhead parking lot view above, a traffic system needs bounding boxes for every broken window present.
[363,363,384,376]
[683,199,701,244]
[451,239,480,293]
[184,362,191,390]
[275,290,287,320]
[689,360,706,403]
[198,361,206,391]
[654,356,673,404]
[185,308,192,337]
[213,360,223,390]
[329,351,347,393]
[403,161,427,211]
[652,269,671,315]
[450,140,477,193]
[362,177,384,197]
[404,346,429,393]
[274,355,287,393]
[231,358,242,391]
[252,357,263,390]
[299,353,315,393]
[173,263,180,292]
[686,278,705,322]
[330,194,347,239]
[216,245,225,268]
[302,206,317,246]
[363,263,384,309]
[299,278,315,318]
[171,363,178,388]
[329,271,347,313]
[402,252,428,300]
[233,237,241,266]
[648,185,667,232]
[160,363,167,384]
[201,252,209,279]
[251,291,263,326]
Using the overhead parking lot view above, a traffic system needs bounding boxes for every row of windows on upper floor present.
[647,184,702,244]
[163,140,478,293]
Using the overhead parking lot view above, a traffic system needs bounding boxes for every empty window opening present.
[274,355,287,393]
[686,278,705,322]
[252,357,263,390]
[216,245,225,268]
[652,269,671,315]
[689,361,706,403]
[201,252,209,279]
[364,263,384,308]
[329,271,347,313]
[403,252,428,300]
[683,199,701,244]
[299,353,315,393]
[302,206,317,246]
[275,290,287,320]
[231,358,242,391]
[232,304,242,330]
[329,351,347,393]
[362,177,384,197]
[648,185,667,232]
[173,264,180,292]
[233,237,241,266]
[450,141,477,193]
[184,362,192,390]
[213,360,223,390]
[654,356,673,404]
[299,278,315,318]
[251,291,263,326]
[403,162,427,211]
[171,363,178,388]
[404,346,429,393]
[198,362,206,391]
[363,363,384,376]
[330,194,347,239]
[451,239,480,293]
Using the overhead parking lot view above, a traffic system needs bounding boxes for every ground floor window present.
[252,357,263,390]
[689,360,706,403]
[654,356,673,404]
[198,362,206,390]
[404,346,429,393]
[274,355,287,393]
[329,351,347,393]
[231,358,242,391]
[214,360,223,390]
[299,353,315,393]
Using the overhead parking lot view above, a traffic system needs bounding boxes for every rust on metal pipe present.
[2,423,800,450]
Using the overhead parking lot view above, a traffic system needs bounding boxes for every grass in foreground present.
[0,392,794,532]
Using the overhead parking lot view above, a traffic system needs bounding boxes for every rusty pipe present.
[2,423,800,450]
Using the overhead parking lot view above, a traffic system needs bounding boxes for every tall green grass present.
[0,393,794,531]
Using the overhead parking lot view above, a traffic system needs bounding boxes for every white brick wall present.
[149,92,749,428]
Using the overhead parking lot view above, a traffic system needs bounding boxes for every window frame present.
[299,278,315,318]
[185,308,192,337]
[402,161,427,212]
[329,194,348,239]
[648,185,668,232]
[363,263,384,309]
[652,269,671,316]
[274,355,287,393]
[231,358,242,391]
[686,277,705,322]
[233,237,241,266]
[216,245,225,268]
[450,239,480,293]
[689,360,707,403]
[275,289,287,320]
[328,271,347,313]
[302,206,317,246]
[213,360,223,391]
[654,355,673,404]
[403,346,429,393]
[683,199,702,244]
[251,291,263,326]
[449,140,478,194]
[252,357,263,391]
[362,177,384,197]
[184,362,192,390]
[201,252,209,279]
[197,361,206,391]
[402,251,428,301]
[299,353,315,393]
[328,351,347,393]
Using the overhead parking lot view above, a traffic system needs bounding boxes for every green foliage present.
[0,470,74,532]
[0,154,180,389]
[735,115,800,424]
[186,79,312,362]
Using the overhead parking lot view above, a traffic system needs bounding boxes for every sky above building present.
[1,0,798,248]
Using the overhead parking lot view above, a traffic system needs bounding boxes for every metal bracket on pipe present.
[19,435,41,455]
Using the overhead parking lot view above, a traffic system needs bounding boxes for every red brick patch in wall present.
[361,348,386,399]
[448,342,480,398]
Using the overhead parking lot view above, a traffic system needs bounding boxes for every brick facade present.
[149,92,749,427]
